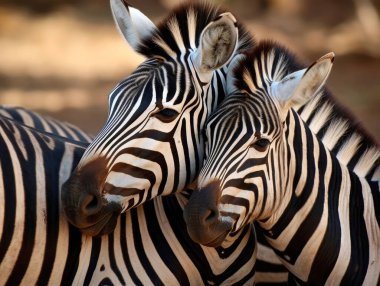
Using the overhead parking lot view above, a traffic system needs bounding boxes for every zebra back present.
[0,105,92,142]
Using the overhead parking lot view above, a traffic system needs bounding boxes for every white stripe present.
[109,217,133,284]
[354,147,380,177]
[20,132,47,284]
[88,236,124,285]
[168,17,186,53]
[325,167,352,284]
[0,128,26,284]
[360,177,380,285]
[48,145,75,284]
[124,210,154,286]
[72,236,93,285]
[187,8,197,49]
[337,133,362,165]
[322,119,349,150]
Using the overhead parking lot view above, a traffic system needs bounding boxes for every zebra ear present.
[273,52,335,109]
[193,12,239,75]
[110,0,156,51]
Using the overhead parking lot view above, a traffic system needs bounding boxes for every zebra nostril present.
[80,193,102,216]
[202,207,219,226]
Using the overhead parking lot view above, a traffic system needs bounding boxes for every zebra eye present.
[152,108,180,123]
[252,138,271,152]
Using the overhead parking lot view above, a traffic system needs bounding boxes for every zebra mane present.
[137,2,254,60]
[234,40,380,179]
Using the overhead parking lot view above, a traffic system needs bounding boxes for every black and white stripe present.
[0,107,256,285]
[0,108,89,285]
[61,0,254,238]
[60,2,289,283]
[0,105,92,142]
[184,41,380,284]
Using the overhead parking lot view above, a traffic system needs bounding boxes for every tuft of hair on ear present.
[199,18,238,70]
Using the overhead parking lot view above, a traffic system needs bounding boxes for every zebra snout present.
[184,181,232,247]
[61,176,122,236]
[61,175,104,225]
[61,157,123,236]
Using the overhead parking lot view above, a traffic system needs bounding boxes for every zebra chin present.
[185,221,232,248]
[77,210,121,237]
[62,199,123,237]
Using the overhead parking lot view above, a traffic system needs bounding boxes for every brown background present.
[0,0,379,141]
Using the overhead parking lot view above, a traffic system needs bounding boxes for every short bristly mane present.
[234,40,380,180]
[137,2,254,60]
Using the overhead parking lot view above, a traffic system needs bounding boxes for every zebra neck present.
[258,110,380,284]
[205,67,228,113]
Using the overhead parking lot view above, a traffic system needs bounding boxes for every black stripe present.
[145,198,190,285]
[162,196,213,284]
[61,224,82,285]
[309,142,341,283]
[0,122,17,265]
[180,119,192,186]
[83,237,101,285]
[119,213,142,285]
[130,208,164,284]
[341,172,369,285]
[107,232,125,285]
[37,139,66,285]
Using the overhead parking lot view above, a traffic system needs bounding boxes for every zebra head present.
[184,42,334,247]
[62,0,254,236]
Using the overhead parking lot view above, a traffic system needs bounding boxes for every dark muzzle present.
[183,181,232,247]
[61,157,122,236]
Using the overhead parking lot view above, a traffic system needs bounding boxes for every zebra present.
[60,2,291,283]
[61,0,254,233]
[0,108,256,285]
[183,41,380,285]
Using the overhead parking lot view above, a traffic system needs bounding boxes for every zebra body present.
[73,194,256,285]
[0,111,88,285]
[184,42,380,284]
[0,109,256,285]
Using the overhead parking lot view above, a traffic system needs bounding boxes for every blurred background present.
[0,0,379,141]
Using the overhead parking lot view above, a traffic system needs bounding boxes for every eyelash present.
[151,108,179,123]
[250,138,271,152]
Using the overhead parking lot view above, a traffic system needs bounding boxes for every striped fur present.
[60,3,290,283]
[61,1,254,237]
[0,108,256,285]
[0,105,92,142]
[184,41,380,284]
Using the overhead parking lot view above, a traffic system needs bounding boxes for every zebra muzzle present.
[183,181,232,247]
